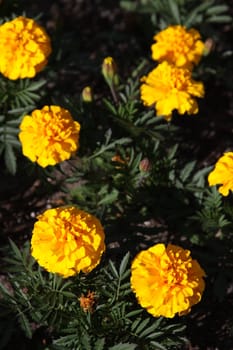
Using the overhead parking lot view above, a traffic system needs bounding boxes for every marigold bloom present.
[208,152,233,196]
[151,25,204,69]
[31,206,105,278]
[19,105,80,167]
[0,16,51,80]
[140,61,204,121]
[131,243,206,318]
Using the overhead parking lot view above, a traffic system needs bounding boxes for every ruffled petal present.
[131,243,206,318]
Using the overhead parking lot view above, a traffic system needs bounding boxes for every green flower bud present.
[81,86,93,103]
[102,56,119,87]
[139,158,151,172]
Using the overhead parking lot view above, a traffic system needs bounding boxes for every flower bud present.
[79,291,96,313]
[81,86,93,103]
[111,154,128,169]
[139,158,151,172]
[203,38,215,56]
[102,56,119,87]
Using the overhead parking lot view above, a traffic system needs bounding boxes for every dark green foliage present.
[192,187,231,238]
[0,245,187,350]
[0,78,46,173]
[120,0,232,28]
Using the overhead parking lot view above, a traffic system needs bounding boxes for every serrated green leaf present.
[150,341,167,350]
[0,126,19,134]
[180,161,196,182]
[139,321,162,338]
[98,189,119,205]
[206,4,229,15]
[103,98,117,115]
[120,1,137,12]
[164,323,186,334]
[61,291,77,298]
[125,309,142,319]
[184,9,200,27]
[6,118,23,126]
[0,280,15,298]
[147,331,164,339]
[119,252,130,277]
[7,107,31,115]
[25,91,40,100]
[3,138,20,147]
[192,166,212,183]
[131,318,141,332]
[4,143,17,174]
[192,0,215,12]
[94,338,105,350]
[109,260,119,279]
[120,269,131,281]
[27,79,46,91]
[18,312,32,339]
[207,15,232,23]
[81,332,91,350]
[8,239,22,260]
[59,280,74,292]
[135,317,150,335]
[167,144,178,160]
[167,0,180,24]
[119,286,131,298]
[183,0,214,27]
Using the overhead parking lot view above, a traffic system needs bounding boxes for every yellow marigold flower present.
[140,61,204,121]
[131,243,206,318]
[208,152,233,196]
[151,25,204,69]
[19,105,80,167]
[0,16,51,80]
[31,206,105,278]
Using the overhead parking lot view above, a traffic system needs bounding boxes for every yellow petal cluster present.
[31,206,106,278]
[140,61,204,121]
[208,152,233,196]
[151,25,204,69]
[19,105,80,167]
[131,243,206,318]
[0,16,51,80]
